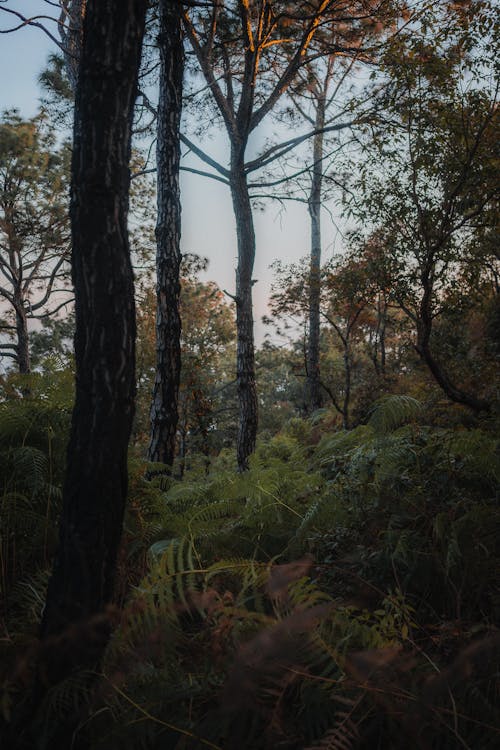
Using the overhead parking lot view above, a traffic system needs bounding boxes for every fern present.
[368,394,423,435]
[304,709,359,750]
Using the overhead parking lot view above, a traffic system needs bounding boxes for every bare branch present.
[182,8,237,135]
[249,0,334,132]
[181,165,230,185]
[0,6,65,50]
[29,255,70,311]
[180,133,229,177]
[30,296,74,319]
[245,120,356,173]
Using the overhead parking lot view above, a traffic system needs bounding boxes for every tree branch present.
[180,133,229,177]
[245,120,355,173]
[0,6,66,51]
[180,165,230,185]
[182,8,237,135]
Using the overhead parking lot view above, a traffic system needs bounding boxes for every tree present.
[148,0,184,468]
[305,59,334,413]
[349,1,499,412]
[178,273,236,472]
[136,256,236,472]
[270,253,375,428]
[39,0,148,676]
[10,2,186,472]
[288,54,359,413]
[0,111,71,374]
[279,18,385,413]
[181,0,372,468]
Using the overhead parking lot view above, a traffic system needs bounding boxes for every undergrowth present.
[1,393,499,748]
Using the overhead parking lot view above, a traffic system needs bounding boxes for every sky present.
[0,2,345,345]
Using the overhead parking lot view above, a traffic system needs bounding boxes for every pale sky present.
[0,2,345,345]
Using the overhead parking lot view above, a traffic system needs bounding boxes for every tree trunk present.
[379,296,387,376]
[59,0,86,92]
[306,93,326,413]
[371,293,387,377]
[416,325,490,413]
[148,0,184,467]
[230,144,258,471]
[416,269,490,413]
[40,0,147,668]
[342,344,351,430]
[14,297,30,374]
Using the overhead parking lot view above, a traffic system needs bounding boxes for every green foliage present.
[91,397,498,748]
[0,109,71,373]
[0,371,72,612]
[314,398,499,623]
[134,262,236,458]
[341,1,499,411]
[1,386,498,749]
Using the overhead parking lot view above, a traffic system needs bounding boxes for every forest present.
[0,1,498,748]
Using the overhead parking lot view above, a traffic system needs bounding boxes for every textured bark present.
[306,92,326,413]
[230,144,258,471]
[148,0,184,467]
[14,296,30,374]
[4,213,30,374]
[342,345,351,430]
[40,0,147,665]
[59,0,87,92]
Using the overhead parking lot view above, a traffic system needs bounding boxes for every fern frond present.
[304,713,359,750]
[368,394,422,435]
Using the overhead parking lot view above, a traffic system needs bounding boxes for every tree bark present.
[379,295,387,376]
[40,0,147,666]
[14,297,30,374]
[148,0,184,467]
[342,344,351,430]
[59,0,86,92]
[306,92,326,413]
[230,142,258,471]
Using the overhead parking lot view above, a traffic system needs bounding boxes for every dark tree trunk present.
[40,0,147,667]
[379,296,387,376]
[230,143,258,471]
[306,94,326,413]
[342,344,351,430]
[416,270,490,413]
[416,327,490,413]
[148,0,184,467]
[371,294,387,377]
[14,298,30,374]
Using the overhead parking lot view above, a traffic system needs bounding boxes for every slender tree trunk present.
[306,94,326,413]
[230,143,258,471]
[178,424,187,478]
[342,344,351,430]
[371,294,387,377]
[6,221,31,375]
[40,0,147,666]
[379,296,387,376]
[14,298,30,374]
[148,0,184,467]
[59,0,86,92]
